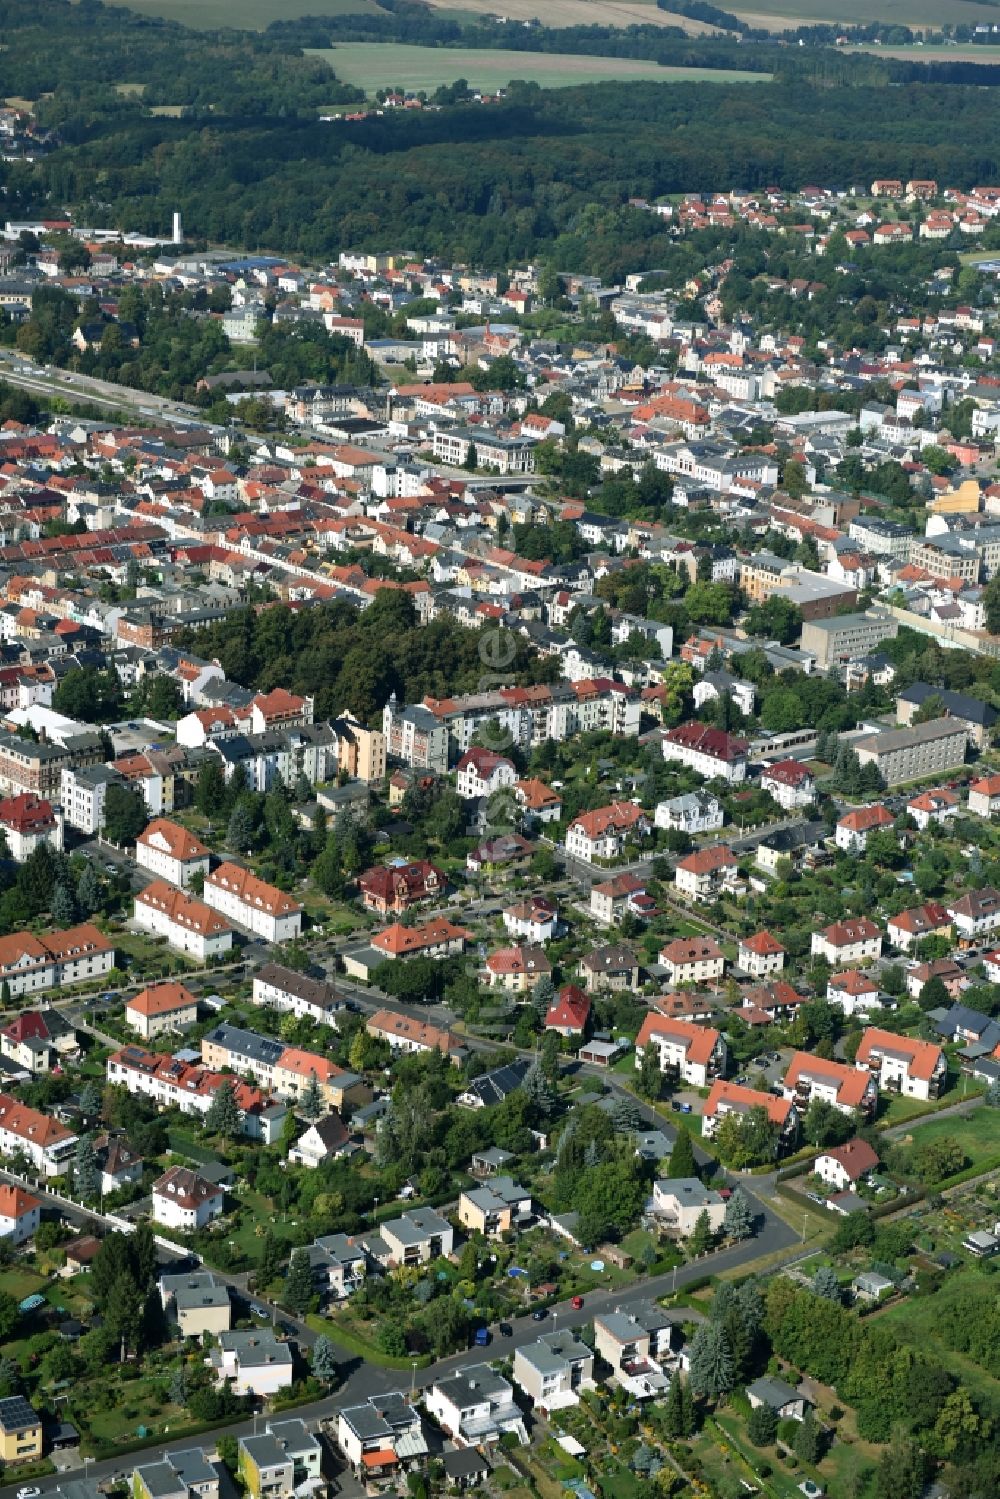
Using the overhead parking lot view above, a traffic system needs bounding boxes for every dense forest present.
[8,3,1000,275]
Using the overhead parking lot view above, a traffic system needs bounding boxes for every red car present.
[570,1295,584,1311]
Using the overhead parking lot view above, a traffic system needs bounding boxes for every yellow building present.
[0,1396,43,1465]
[929,479,982,515]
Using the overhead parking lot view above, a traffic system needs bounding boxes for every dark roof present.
[897,682,997,727]
[462,1057,530,1107]
[443,1449,490,1478]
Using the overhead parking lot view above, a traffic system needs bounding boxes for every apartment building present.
[811,917,883,967]
[455,746,517,800]
[370,918,470,962]
[0,1092,76,1176]
[0,728,101,799]
[853,718,967,787]
[886,901,953,953]
[331,707,386,783]
[782,1051,878,1117]
[382,695,450,772]
[203,861,302,942]
[106,1046,286,1143]
[134,881,234,963]
[0,792,63,861]
[0,923,114,998]
[365,1007,461,1060]
[661,721,749,783]
[634,1015,727,1087]
[701,1079,798,1142]
[760,759,816,810]
[855,1027,946,1101]
[565,800,649,863]
[251,962,344,1026]
[135,817,210,888]
[654,790,724,834]
[59,763,125,835]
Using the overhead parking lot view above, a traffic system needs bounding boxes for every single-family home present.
[485,944,552,994]
[372,1208,453,1268]
[947,886,1000,943]
[811,918,883,967]
[738,931,785,978]
[152,1165,224,1231]
[424,1366,527,1447]
[544,984,591,1038]
[565,801,649,863]
[654,790,724,835]
[455,747,517,800]
[827,968,881,1018]
[907,787,960,831]
[288,1113,352,1169]
[760,760,816,810]
[336,1393,427,1484]
[578,943,640,992]
[651,1178,727,1236]
[125,981,198,1041]
[590,873,648,926]
[835,805,895,852]
[0,1184,41,1245]
[674,845,739,903]
[209,1329,293,1398]
[968,774,1000,819]
[512,1330,595,1411]
[593,1303,677,1399]
[503,895,558,943]
[159,1271,232,1339]
[659,937,725,986]
[238,1420,323,1499]
[458,1177,533,1238]
[886,901,952,953]
[357,860,445,915]
[746,1377,809,1422]
[815,1137,879,1191]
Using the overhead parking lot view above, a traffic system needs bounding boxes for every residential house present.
[578,943,640,992]
[815,1137,880,1191]
[159,1271,232,1339]
[135,818,210,889]
[251,963,344,1026]
[485,944,552,995]
[651,1177,727,1236]
[654,790,724,835]
[365,1009,460,1061]
[458,1058,531,1109]
[503,895,558,944]
[811,918,883,967]
[659,937,725,986]
[458,1177,533,1238]
[132,1449,220,1499]
[702,1080,798,1143]
[738,931,785,978]
[0,1397,44,1466]
[455,747,517,800]
[514,777,562,823]
[152,1166,224,1231]
[968,774,1000,818]
[0,1184,40,1245]
[370,918,470,962]
[0,1007,77,1074]
[513,1330,595,1411]
[424,1366,527,1447]
[634,1015,726,1087]
[372,1208,453,1268]
[907,787,960,831]
[133,882,233,963]
[661,722,749,783]
[106,1046,286,1144]
[593,1304,678,1400]
[0,793,62,861]
[835,805,895,852]
[0,923,114,999]
[827,968,881,1018]
[760,760,816,810]
[288,1113,352,1169]
[209,1329,293,1398]
[946,887,1000,943]
[203,863,302,942]
[238,1420,323,1499]
[886,901,952,953]
[125,981,198,1042]
[336,1393,428,1484]
[589,873,648,926]
[746,1377,808,1422]
[741,981,805,1025]
[357,861,445,916]
[855,1026,946,1100]
[782,1052,877,1117]
[907,957,966,1001]
[674,845,739,903]
[544,984,591,1038]
[94,1131,143,1196]
[310,1233,368,1301]
[0,1092,76,1176]
[565,801,649,863]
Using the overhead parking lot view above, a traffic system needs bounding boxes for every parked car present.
[498,1322,513,1337]
[531,1307,548,1321]
[670,1100,682,1112]
[570,1295,584,1310]
[18,1486,41,1499]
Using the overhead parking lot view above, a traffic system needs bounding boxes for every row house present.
[133,881,234,964]
[634,1014,726,1088]
[251,962,344,1026]
[105,1046,286,1143]
[0,728,102,799]
[365,1008,461,1061]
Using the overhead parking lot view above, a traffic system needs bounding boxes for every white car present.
[18,1486,42,1499]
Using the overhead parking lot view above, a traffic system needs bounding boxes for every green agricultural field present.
[308,43,767,95]
[100,0,380,29]
[730,0,1000,30]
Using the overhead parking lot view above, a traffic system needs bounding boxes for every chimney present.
[172,211,183,246]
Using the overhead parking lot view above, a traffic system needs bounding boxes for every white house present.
[133,881,233,963]
[125,981,199,1042]
[209,1329,293,1398]
[651,1178,727,1236]
[152,1165,224,1231]
[854,1026,946,1101]
[834,805,895,852]
[661,722,749,784]
[59,764,124,835]
[827,968,881,1018]
[423,1366,527,1447]
[674,845,739,903]
[947,887,1000,943]
[204,862,302,942]
[135,818,211,888]
[565,801,648,863]
[738,931,785,978]
[455,747,517,800]
[0,794,63,861]
[811,918,883,967]
[814,1138,880,1191]
[760,760,816,810]
[0,1091,76,1177]
[654,790,724,835]
[0,1183,41,1244]
[634,1015,726,1087]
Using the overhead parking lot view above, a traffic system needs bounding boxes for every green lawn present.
[881,1268,1000,1414]
[901,1105,1000,1169]
[102,0,379,27]
[307,43,767,95]
[0,1266,49,1302]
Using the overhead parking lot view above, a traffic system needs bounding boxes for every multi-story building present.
[203,862,302,942]
[370,917,470,962]
[661,722,749,783]
[0,1092,76,1176]
[896,684,997,751]
[513,1330,595,1411]
[357,860,445,915]
[458,1177,533,1238]
[799,610,898,669]
[853,718,967,787]
[0,923,114,999]
[159,1271,232,1340]
[760,760,816,810]
[578,942,640,993]
[565,800,649,863]
[331,708,386,783]
[382,695,450,772]
[209,1330,293,1398]
[0,728,102,799]
[484,944,552,994]
[674,845,739,902]
[782,1052,877,1117]
[239,1420,323,1499]
[738,931,785,978]
[827,968,881,1018]
[855,1027,946,1101]
[947,886,1000,942]
[424,1366,527,1447]
[835,804,895,852]
[455,746,517,800]
[592,1304,678,1400]
[59,763,125,835]
[701,1080,797,1142]
[0,1184,41,1245]
[0,792,63,861]
[365,1008,460,1060]
[968,774,1000,819]
[659,936,725,986]
[886,901,953,953]
[811,917,883,967]
[814,1137,880,1191]
[135,818,210,888]
[374,1208,454,1268]
[634,1015,726,1087]
[0,1008,77,1075]
[251,962,344,1025]
[654,790,724,834]
[336,1393,428,1484]
[133,881,233,963]
[651,1177,727,1236]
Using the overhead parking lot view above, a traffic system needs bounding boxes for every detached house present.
[503,895,558,943]
[855,1026,946,1101]
[907,787,960,831]
[513,1330,595,1412]
[661,722,748,784]
[455,747,517,800]
[458,1176,533,1238]
[357,860,444,915]
[152,1165,224,1231]
[947,886,1000,943]
[815,1137,880,1191]
[336,1393,427,1485]
[738,931,785,978]
[886,901,952,953]
[424,1366,526,1448]
[578,943,640,992]
[485,944,552,994]
[634,1015,726,1088]
[126,981,198,1042]
[968,774,1000,819]
[0,1184,41,1245]
[782,1051,877,1117]
[827,968,881,1018]
[593,1303,679,1400]
[544,984,591,1038]
[0,793,62,861]
[0,1091,76,1176]
[565,801,648,863]
[372,1207,453,1268]
[835,804,894,852]
[659,936,725,986]
[674,845,739,903]
[811,917,882,967]
[760,759,816,810]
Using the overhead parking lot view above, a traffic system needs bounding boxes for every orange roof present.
[970,775,1000,796]
[829,968,877,996]
[855,1026,943,1082]
[127,981,197,1018]
[276,1047,339,1081]
[135,881,231,938]
[515,777,562,811]
[206,862,302,918]
[372,919,470,957]
[784,1051,873,1108]
[741,931,784,956]
[569,801,645,840]
[704,1079,793,1127]
[838,805,894,833]
[677,845,737,876]
[635,1014,721,1066]
[361,1452,398,1469]
[0,1183,41,1218]
[0,1092,73,1148]
[137,818,209,862]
